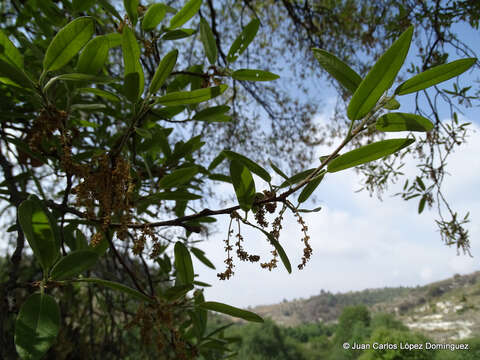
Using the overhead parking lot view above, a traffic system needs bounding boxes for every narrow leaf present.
[149,49,178,94]
[50,250,99,280]
[383,98,400,110]
[122,26,144,101]
[191,247,216,269]
[232,69,279,82]
[230,160,256,211]
[44,73,113,91]
[279,168,316,188]
[0,29,24,68]
[162,29,196,40]
[227,18,260,63]
[15,293,60,360]
[163,284,194,301]
[174,241,194,284]
[395,58,477,95]
[124,0,139,26]
[142,3,168,31]
[75,278,153,302]
[169,0,202,29]
[156,85,227,106]
[260,229,292,274]
[78,87,121,102]
[418,195,427,214]
[199,18,217,65]
[328,138,415,173]
[18,196,60,273]
[198,301,264,323]
[193,105,230,121]
[208,152,226,171]
[376,112,434,132]
[158,166,199,188]
[106,33,122,48]
[43,17,95,72]
[134,127,152,139]
[298,173,325,203]
[312,48,362,93]
[269,161,289,180]
[223,150,271,182]
[76,36,110,74]
[347,26,413,120]
[0,58,34,89]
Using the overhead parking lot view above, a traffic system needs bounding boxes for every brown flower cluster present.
[295,210,312,270]
[128,300,197,359]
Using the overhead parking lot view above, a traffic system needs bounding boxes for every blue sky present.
[192,23,480,308]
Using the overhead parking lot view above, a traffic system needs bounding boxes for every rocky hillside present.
[252,271,480,341]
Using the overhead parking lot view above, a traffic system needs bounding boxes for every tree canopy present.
[0,0,478,358]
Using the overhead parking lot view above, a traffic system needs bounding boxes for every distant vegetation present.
[216,305,480,360]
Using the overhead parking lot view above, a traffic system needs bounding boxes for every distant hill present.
[251,271,480,341]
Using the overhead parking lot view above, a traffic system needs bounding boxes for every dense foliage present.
[225,306,480,360]
[0,0,477,359]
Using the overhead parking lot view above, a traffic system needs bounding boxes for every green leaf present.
[158,166,199,188]
[50,250,99,280]
[18,196,60,273]
[134,127,152,139]
[0,58,34,89]
[347,26,413,120]
[156,85,227,106]
[163,284,194,301]
[279,168,316,188]
[191,247,216,269]
[78,87,121,102]
[383,98,400,110]
[272,239,292,274]
[122,26,144,101]
[15,293,60,360]
[199,18,217,65]
[162,29,196,40]
[174,241,194,284]
[43,17,95,72]
[312,48,362,93]
[230,160,256,211]
[227,18,260,63]
[416,176,426,191]
[418,195,427,214]
[44,73,113,92]
[169,0,202,29]
[260,228,292,274]
[0,29,23,68]
[231,69,279,82]
[198,301,264,323]
[141,191,202,203]
[75,278,152,302]
[297,207,322,213]
[124,0,139,26]
[327,138,415,173]
[149,49,178,94]
[269,161,289,180]
[223,150,271,182]
[76,36,110,74]
[193,105,230,122]
[298,173,325,203]
[395,58,476,95]
[376,112,434,132]
[106,32,122,48]
[208,152,226,171]
[142,3,168,31]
